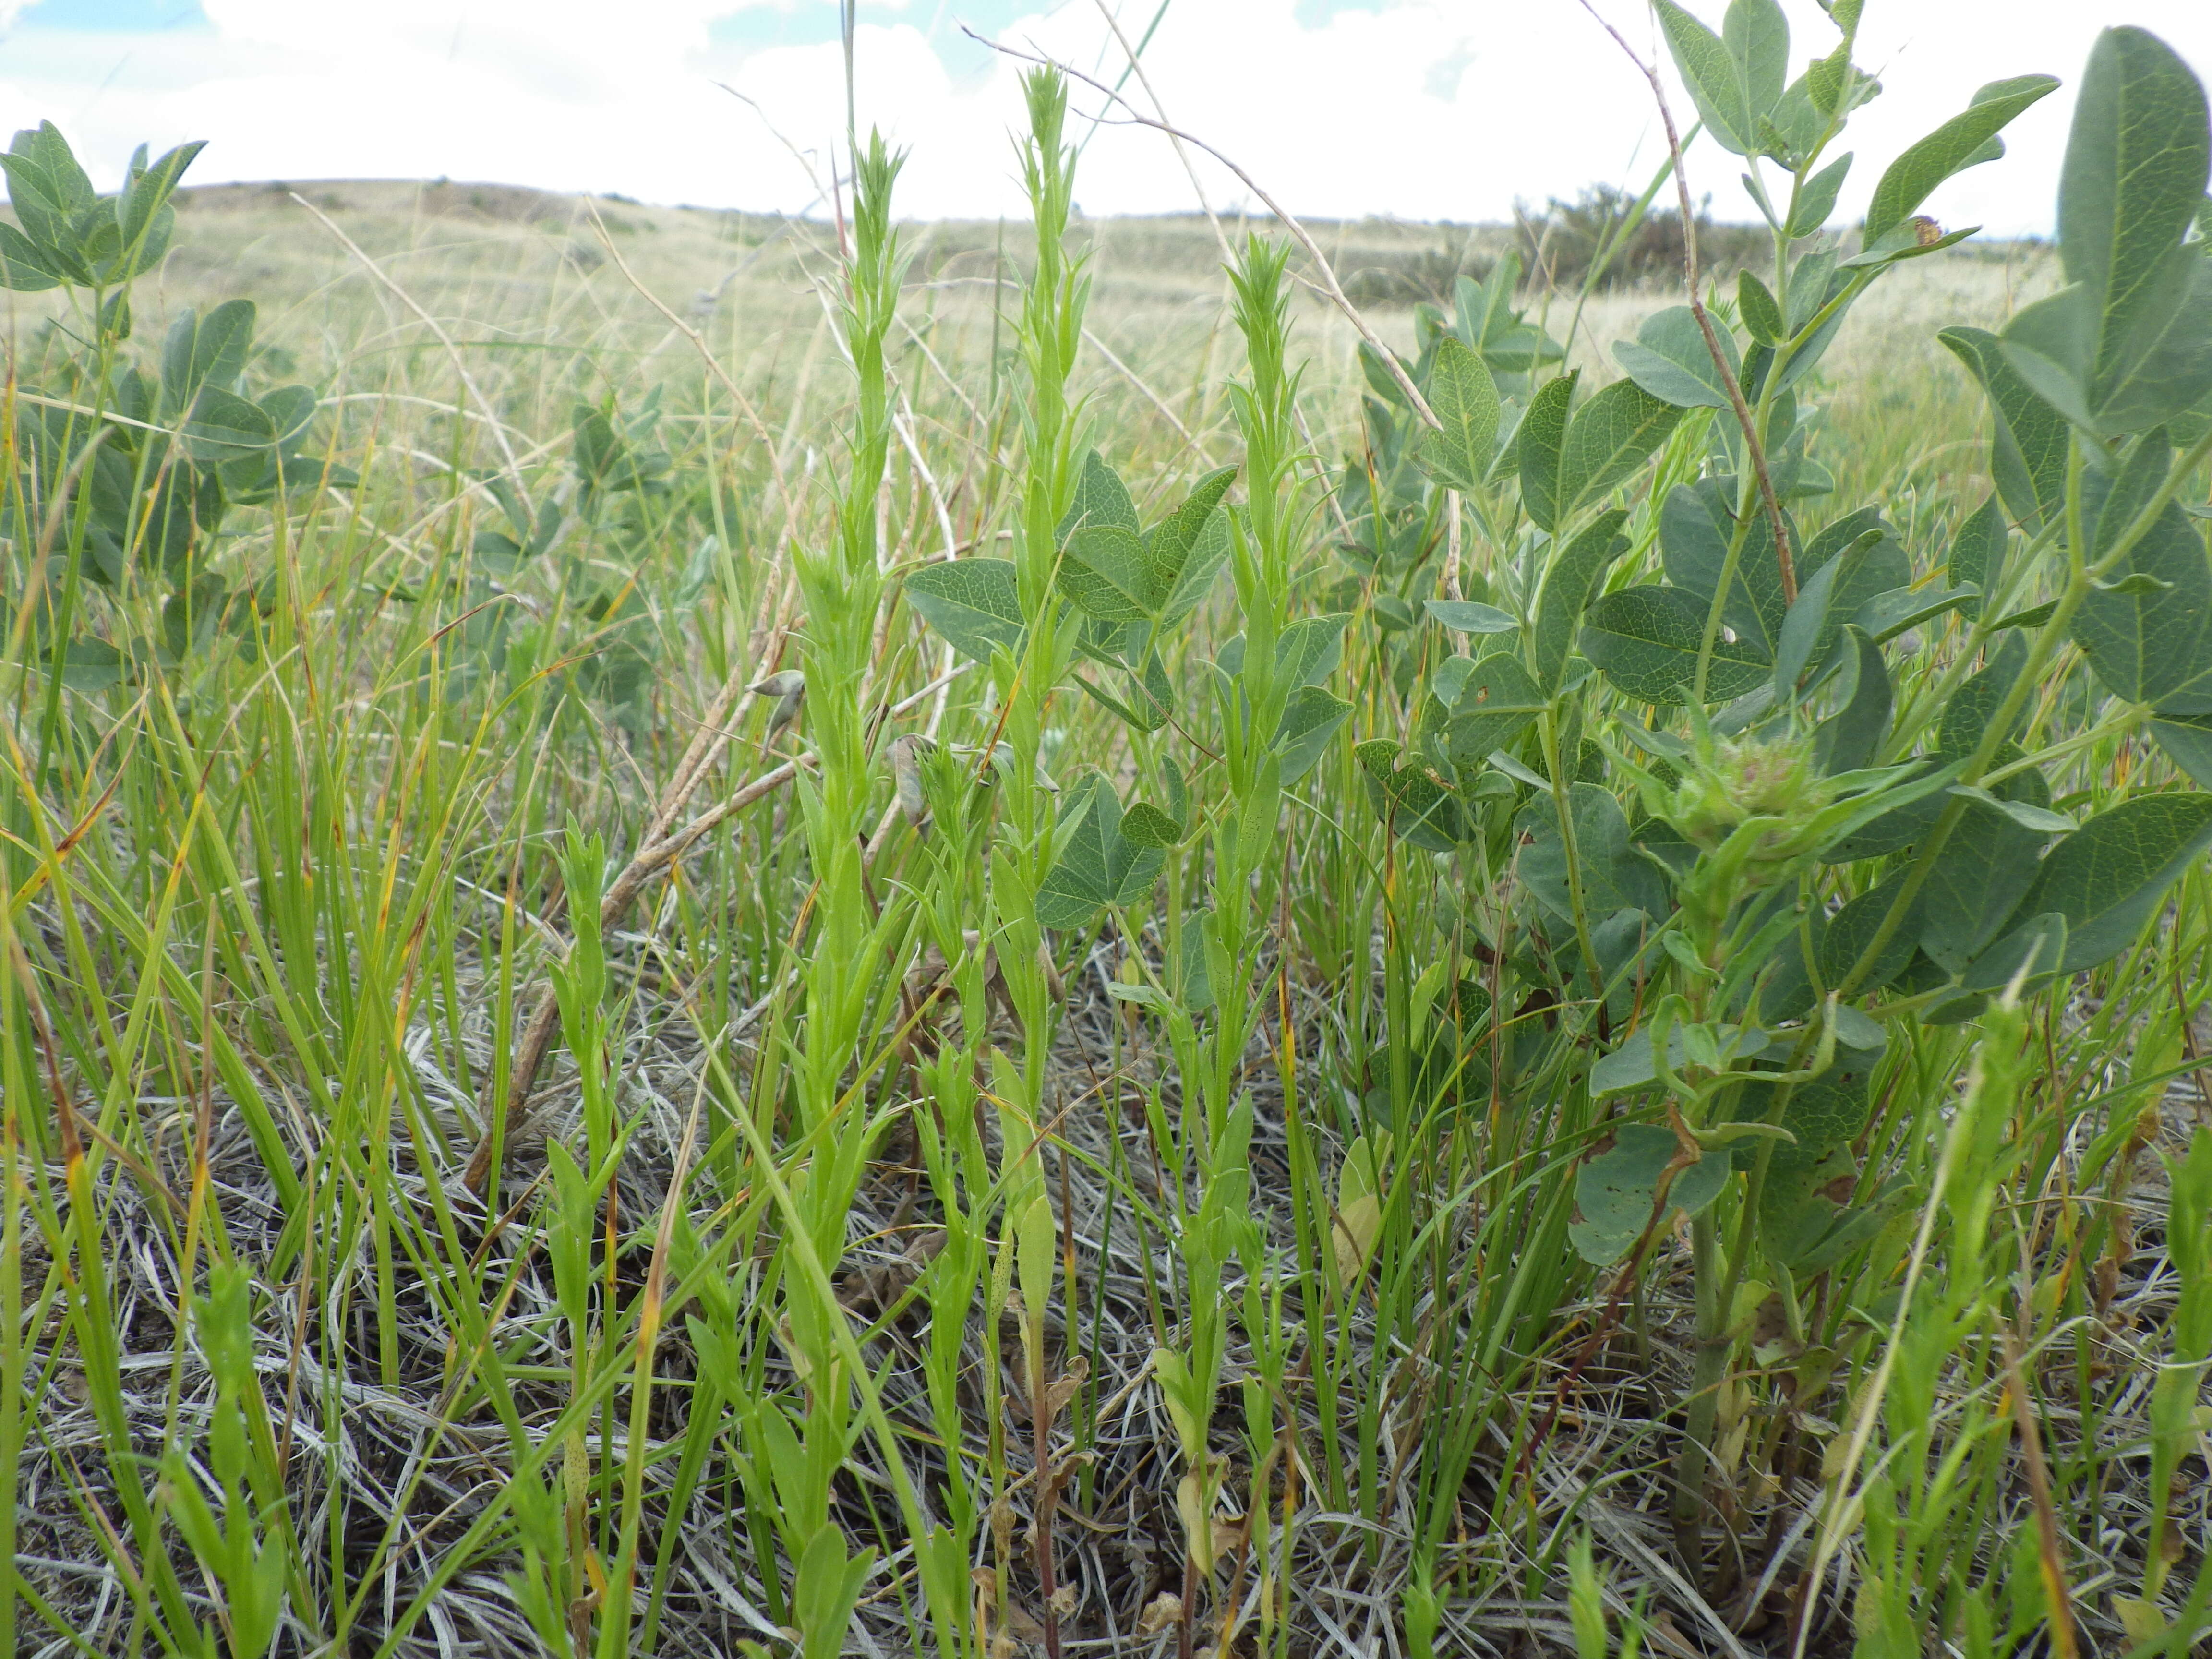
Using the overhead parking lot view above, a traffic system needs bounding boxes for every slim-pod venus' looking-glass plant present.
[907,183,1355,1655]
[1354,3,2212,1596]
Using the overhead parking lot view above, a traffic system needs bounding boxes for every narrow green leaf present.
[1948,493,2008,616]
[1425,600,1519,634]
[1517,371,1577,532]
[1555,379,1684,521]
[1863,74,2059,246]
[1940,325,2071,526]
[1788,153,1853,237]
[1738,270,1785,344]
[1534,510,1629,691]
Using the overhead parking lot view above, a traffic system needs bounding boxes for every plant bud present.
[750,669,805,737]
[1663,732,1832,858]
[890,733,930,832]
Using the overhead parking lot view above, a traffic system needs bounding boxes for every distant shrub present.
[1517,182,1769,291]
[1340,242,1495,308]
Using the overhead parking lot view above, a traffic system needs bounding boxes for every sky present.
[0,1,2207,233]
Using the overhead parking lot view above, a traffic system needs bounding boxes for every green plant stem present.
[1670,1207,1728,1572]
[1538,708,1607,1005]
[1838,424,2212,998]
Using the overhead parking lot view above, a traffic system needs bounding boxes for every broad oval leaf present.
[1276,685,1352,783]
[1815,626,1892,774]
[181,385,278,459]
[1158,503,1232,627]
[1413,336,1500,493]
[1120,801,1186,849]
[905,558,1025,663]
[1653,0,1777,157]
[1738,270,1785,343]
[0,221,62,291]
[1581,584,1770,704]
[2060,26,2212,429]
[1055,447,1141,541]
[1920,797,2049,974]
[2002,791,2212,972]
[1788,152,1853,238]
[1948,493,2008,616]
[1516,783,1669,924]
[2150,709,2212,787]
[2072,445,2212,712]
[1818,872,1923,992]
[1356,739,1462,853]
[1570,1123,1732,1266]
[1036,774,1164,927]
[161,299,258,420]
[1612,306,1740,410]
[1440,651,1547,762]
[1059,523,1157,622]
[1659,478,1797,658]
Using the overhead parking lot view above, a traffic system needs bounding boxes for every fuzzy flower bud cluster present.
[1660,733,1835,862]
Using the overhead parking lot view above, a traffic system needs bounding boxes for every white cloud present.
[0,1,2206,233]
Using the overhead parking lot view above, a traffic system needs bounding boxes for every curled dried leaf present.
[1043,1353,1089,1423]
[1137,1593,1184,1635]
